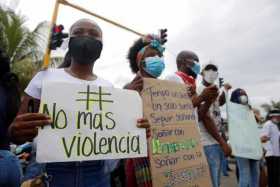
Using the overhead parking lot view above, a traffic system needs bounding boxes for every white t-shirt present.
[261,120,280,157]
[24,68,119,170]
[165,73,220,146]
[25,68,113,99]
[196,84,221,146]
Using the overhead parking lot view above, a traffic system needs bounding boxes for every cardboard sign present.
[142,78,212,187]
[36,81,147,163]
[227,101,263,160]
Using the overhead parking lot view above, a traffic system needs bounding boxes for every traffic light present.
[49,24,68,50]
[159,28,168,44]
[219,77,224,88]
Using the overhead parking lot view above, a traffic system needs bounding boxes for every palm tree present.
[0,5,48,64]
[0,4,51,93]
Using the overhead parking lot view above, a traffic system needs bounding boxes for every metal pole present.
[42,0,60,69]
[60,0,145,37]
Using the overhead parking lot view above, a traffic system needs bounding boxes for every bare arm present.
[198,102,232,156]
[191,93,205,108]
[192,85,219,108]
[219,84,232,106]
[198,108,224,144]
[260,136,270,143]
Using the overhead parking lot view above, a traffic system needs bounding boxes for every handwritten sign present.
[227,101,263,160]
[36,81,147,163]
[142,78,212,187]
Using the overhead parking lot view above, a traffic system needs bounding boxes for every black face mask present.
[69,36,103,64]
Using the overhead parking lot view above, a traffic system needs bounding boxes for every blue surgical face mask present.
[144,56,165,78]
[191,63,201,75]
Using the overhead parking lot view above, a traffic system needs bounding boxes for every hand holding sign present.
[124,74,143,92]
[227,100,263,160]
[137,118,151,138]
[201,85,219,102]
[36,81,147,163]
[9,113,52,143]
[136,118,150,129]
[223,83,232,91]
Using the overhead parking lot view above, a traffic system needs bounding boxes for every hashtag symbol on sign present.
[76,85,113,110]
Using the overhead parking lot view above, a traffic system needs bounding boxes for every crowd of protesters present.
[0,19,279,187]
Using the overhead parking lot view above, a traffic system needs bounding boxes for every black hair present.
[230,88,243,104]
[58,51,71,68]
[0,48,20,126]
[204,64,218,71]
[127,38,148,74]
[230,88,251,108]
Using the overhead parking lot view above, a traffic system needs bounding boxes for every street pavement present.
[221,163,238,187]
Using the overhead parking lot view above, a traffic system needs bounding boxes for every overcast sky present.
[4,0,280,109]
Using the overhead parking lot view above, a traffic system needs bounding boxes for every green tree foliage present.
[0,5,48,64]
[11,58,40,94]
[0,4,52,93]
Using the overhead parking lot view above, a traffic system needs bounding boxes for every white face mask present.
[239,95,248,104]
[204,70,218,84]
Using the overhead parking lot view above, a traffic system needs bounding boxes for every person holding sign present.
[165,52,231,152]
[8,19,145,187]
[230,88,261,187]
[197,63,232,187]
[124,34,166,187]
[165,51,222,109]
[261,109,280,187]
[165,52,232,187]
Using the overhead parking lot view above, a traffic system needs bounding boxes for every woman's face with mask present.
[68,20,103,65]
[138,47,165,78]
[239,90,249,105]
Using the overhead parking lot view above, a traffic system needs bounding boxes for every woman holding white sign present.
[8,19,146,187]
[229,88,261,187]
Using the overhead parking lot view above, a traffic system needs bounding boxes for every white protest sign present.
[227,100,263,160]
[36,81,147,163]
